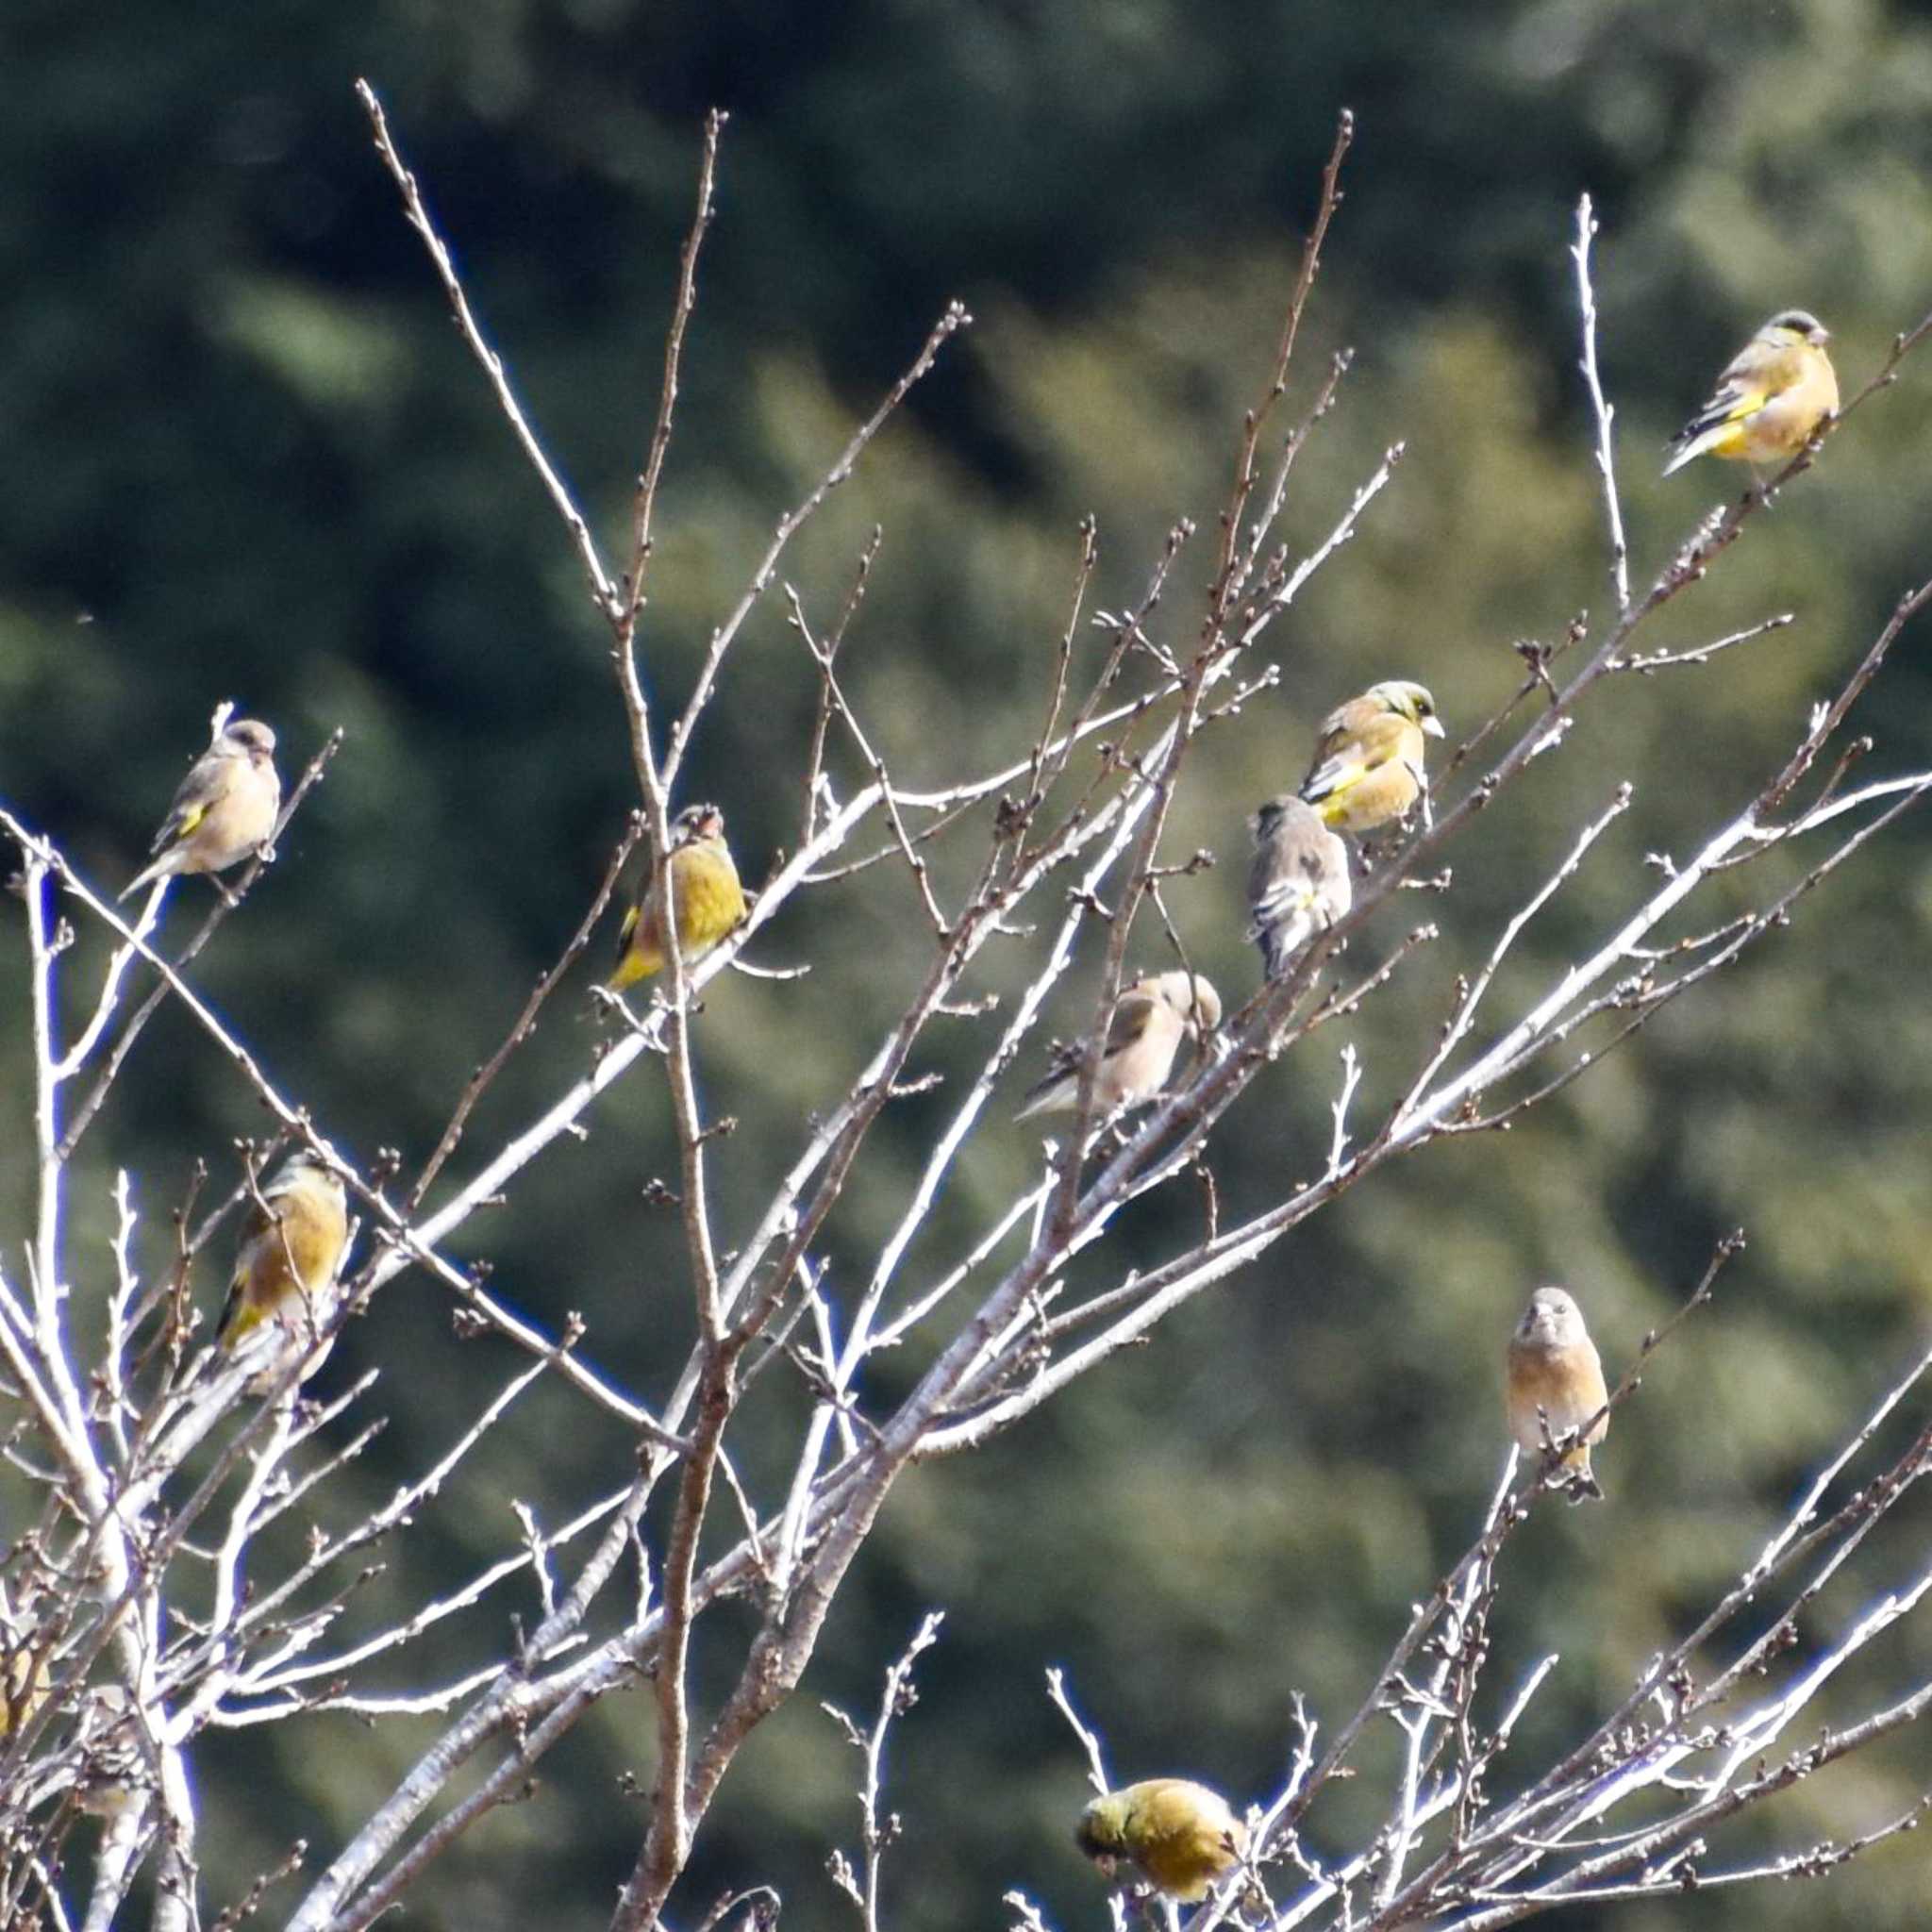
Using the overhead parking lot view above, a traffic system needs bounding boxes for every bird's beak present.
[1422,714,1445,738]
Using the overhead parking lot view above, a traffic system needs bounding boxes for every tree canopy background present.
[3,1,1930,1925]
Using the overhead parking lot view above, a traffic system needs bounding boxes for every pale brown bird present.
[1506,1285,1609,1502]
[218,1154,351,1362]
[1298,681,1443,834]
[1247,795,1351,980]
[608,804,747,991]
[1076,1778,1247,1903]
[121,718,281,899]
[1017,972,1221,1123]
[1663,310,1838,478]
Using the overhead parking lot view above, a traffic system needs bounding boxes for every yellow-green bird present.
[1247,794,1352,980]
[1506,1285,1609,1503]
[1076,1778,1247,1903]
[608,803,747,991]
[1298,680,1443,834]
[217,1154,350,1357]
[1662,309,1838,478]
[121,718,281,899]
[1017,972,1221,1123]
[0,1642,47,1739]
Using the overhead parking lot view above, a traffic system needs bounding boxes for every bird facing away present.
[1076,1778,1247,1903]
[1247,794,1352,980]
[608,803,747,991]
[1507,1285,1609,1502]
[1016,972,1222,1123]
[121,718,281,899]
[217,1155,351,1359]
[1662,310,1838,478]
[1298,680,1444,834]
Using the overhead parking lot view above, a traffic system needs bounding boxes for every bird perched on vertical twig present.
[1662,310,1838,480]
[1247,794,1351,981]
[217,1154,351,1370]
[1016,972,1221,1123]
[1506,1285,1609,1502]
[0,1641,46,1739]
[121,717,281,900]
[1298,681,1443,835]
[1076,1777,1247,1902]
[608,803,747,991]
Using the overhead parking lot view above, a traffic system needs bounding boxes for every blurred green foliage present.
[4,0,1931,1926]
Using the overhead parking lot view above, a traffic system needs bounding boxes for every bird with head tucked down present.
[1247,794,1351,981]
[608,804,747,992]
[1506,1285,1609,1502]
[121,718,281,900]
[1663,310,1838,480]
[1298,681,1443,834]
[1077,1777,1246,1903]
[218,1154,351,1362]
[1016,972,1221,1124]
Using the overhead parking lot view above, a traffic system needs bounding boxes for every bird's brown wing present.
[1100,990,1159,1061]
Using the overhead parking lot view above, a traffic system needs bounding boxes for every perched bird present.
[0,1642,46,1738]
[1016,972,1221,1124]
[218,1154,351,1359]
[1298,681,1443,834]
[1662,310,1838,479]
[608,804,747,991]
[1506,1286,1609,1502]
[1247,795,1351,980]
[1077,1778,1247,1903]
[121,718,281,900]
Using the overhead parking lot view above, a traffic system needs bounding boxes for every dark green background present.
[3,1,1930,1925]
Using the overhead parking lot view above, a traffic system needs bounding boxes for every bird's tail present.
[1249,903,1315,982]
[118,859,169,903]
[215,1282,256,1352]
[1014,1074,1074,1124]
[1661,413,1730,476]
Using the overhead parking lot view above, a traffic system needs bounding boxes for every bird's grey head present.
[1249,793,1305,841]
[223,719,277,758]
[1517,1285,1585,1347]
[1765,309,1828,344]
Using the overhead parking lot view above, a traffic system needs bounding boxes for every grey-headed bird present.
[1247,794,1351,980]
[1663,310,1838,478]
[122,719,280,899]
[218,1154,350,1363]
[1506,1285,1609,1502]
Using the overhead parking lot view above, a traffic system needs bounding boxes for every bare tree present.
[2,104,1929,1932]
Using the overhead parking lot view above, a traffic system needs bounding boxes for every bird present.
[1506,1286,1609,1502]
[1016,972,1221,1123]
[120,718,281,900]
[0,1642,46,1739]
[1298,681,1444,835]
[608,804,747,991]
[1247,794,1352,980]
[1662,310,1839,479]
[1076,1777,1247,1903]
[217,1154,351,1361]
